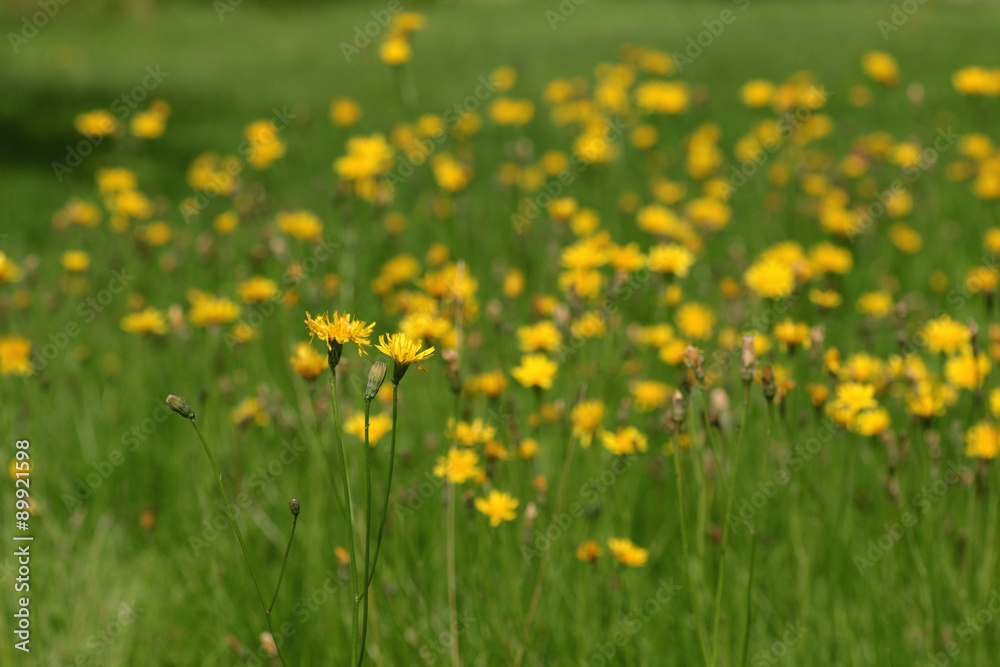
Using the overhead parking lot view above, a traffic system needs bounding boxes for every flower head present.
[474,490,519,527]
[512,354,558,390]
[0,336,33,376]
[306,311,376,366]
[608,538,648,567]
[376,333,435,384]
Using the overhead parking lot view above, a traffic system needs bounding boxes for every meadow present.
[3,0,1000,665]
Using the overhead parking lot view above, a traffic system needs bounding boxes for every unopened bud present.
[166,394,195,420]
[364,361,387,401]
[761,365,776,403]
[670,390,686,429]
[741,335,756,384]
[289,498,300,517]
[683,345,704,384]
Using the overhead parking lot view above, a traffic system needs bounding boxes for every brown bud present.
[741,335,757,384]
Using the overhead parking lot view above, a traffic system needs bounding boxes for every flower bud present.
[289,498,300,517]
[364,361,387,401]
[761,365,776,403]
[741,335,756,384]
[683,345,704,384]
[166,394,195,420]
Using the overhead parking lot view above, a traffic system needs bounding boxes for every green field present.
[3,0,1000,665]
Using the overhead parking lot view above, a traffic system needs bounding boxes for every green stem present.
[366,383,400,588]
[711,382,751,666]
[741,403,775,667]
[268,515,298,615]
[358,400,374,666]
[191,421,287,667]
[672,431,711,667]
[329,369,360,665]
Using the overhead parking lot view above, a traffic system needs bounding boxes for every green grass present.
[2,0,1000,665]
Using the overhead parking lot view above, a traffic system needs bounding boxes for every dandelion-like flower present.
[375,333,435,384]
[608,538,648,567]
[305,311,376,368]
[474,489,519,527]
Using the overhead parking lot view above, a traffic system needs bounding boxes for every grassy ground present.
[3,0,1000,665]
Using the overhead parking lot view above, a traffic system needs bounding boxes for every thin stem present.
[672,430,712,667]
[711,383,751,665]
[358,400,374,666]
[268,515,298,615]
[366,383,400,588]
[329,369,361,665]
[741,403,775,667]
[191,421,287,667]
[446,481,460,667]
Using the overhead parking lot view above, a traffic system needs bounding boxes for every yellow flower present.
[601,426,649,456]
[379,34,412,66]
[856,291,894,318]
[517,320,562,352]
[630,380,671,412]
[433,448,481,484]
[139,221,172,246]
[231,397,269,428]
[345,412,393,446]
[0,252,24,284]
[334,134,395,181]
[188,291,240,327]
[648,244,695,278]
[474,490,519,527]
[608,538,648,567]
[392,11,425,34]
[745,259,796,299]
[571,399,605,447]
[924,316,970,355]
[809,289,842,309]
[635,80,689,114]
[130,102,170,139]
[889,223,922,253]
[237,276,279,304]
[853,408,890,437]
[60,250,90,272]
[826,382,877,426]
[575,540,603,562]
[945,352,991,390]
[290,342,326,381]
[966,266,1000,294]
[965,422,999,459]
[0,336,33,376]
[330,98,362,127]
[244,120,286,170]
[277,210,323,242]
[375,333,435,383]
[448,418,497,446]
[862,51,899,86]
[512,354,558,390]
[675,302,715,340]
[739,79,775,108]
[307,311,376,359]
[74,109,117,137]
[773,319,811,352]
[489,98,535,126]
[121,308,169,336]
